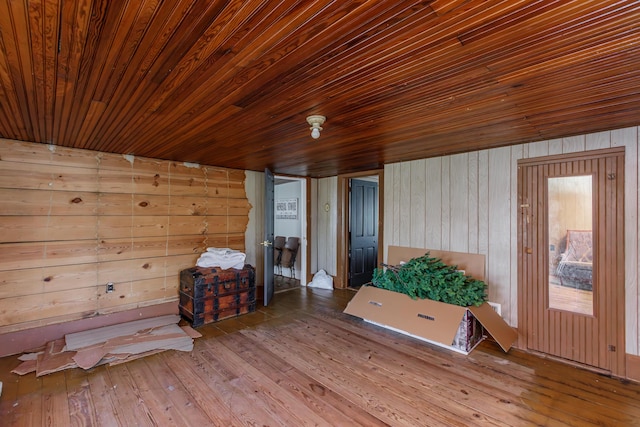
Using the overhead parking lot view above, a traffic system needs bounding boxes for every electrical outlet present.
[106,282,114,293]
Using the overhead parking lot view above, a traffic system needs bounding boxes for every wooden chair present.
[280,237,300,279]
[273,235,286,275]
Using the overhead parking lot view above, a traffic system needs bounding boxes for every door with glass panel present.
[518,149,625,375]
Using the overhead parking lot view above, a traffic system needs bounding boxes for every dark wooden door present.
[349,179,378,287]
[518,149,625,376]
[263,168,275,306]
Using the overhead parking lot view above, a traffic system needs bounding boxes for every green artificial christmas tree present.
[372,252,487,307]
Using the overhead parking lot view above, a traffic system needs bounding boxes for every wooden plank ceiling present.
[0,0,638,178]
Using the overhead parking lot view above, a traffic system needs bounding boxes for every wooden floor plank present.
[194,344,294,426]
[286,316,555,426]
[141,354,213,426]
[41,371,70,426]
[203,337,333,426]
[2,287,640,426]
[240,324,473,426]
[85,366,126,427]
[217,331,387,426]
[159,349,244,426]
[312,308,615,426]
[4,362,43,426]
[305,310,586,425]
[103,363,157,426]
[123,358,191,426]
[64,367,98,426]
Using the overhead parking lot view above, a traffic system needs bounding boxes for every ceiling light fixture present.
[306,115,326,139]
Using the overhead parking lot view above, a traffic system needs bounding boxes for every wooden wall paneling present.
[0,139,95,168]
[243,170,263,281]
[548,138,563,156]
[105,192,158,217]
[309,178,318,274]
[398,162,412,246]
[0,141,250,336]
[613,127,639,355]
[477,150,489,257]
[97,278,171,313]
[98,216,169,239]
[132,159,170,196]
[0,189,98,216]
[0,264,97,299]
[97,238,134,262]
[0,215,97,243]
[527,140,550,159]
[440,157,451,251]
[0,241,98,271]
[387,163,400,248]
[226,233,246,251]
[425,157,442,249]
[316,177,337,276]
[382,127,638,358]
[129,236,171,259]
[98,277,171,312]
[165,235,207,257]
[169,165,206,196]
[227,169,248,198]
[487,147,512,323]
[168,216,207,237]
[168,195,207,216]
[164,253,201,281]
[449,153,469,253]
[586,131,612,151]
[381,166,390,261]
[562,135,586,153]
[316,178,327,271]
[0,287,98,328]
[329,176,339,276]
[98,167,135,194]
[0,161,98,192]
[468,151,479,254]
[409,159,426,249]
[225,198,252,216]
[510,144,524,325]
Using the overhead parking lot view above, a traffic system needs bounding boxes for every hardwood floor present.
[2,287,640,426]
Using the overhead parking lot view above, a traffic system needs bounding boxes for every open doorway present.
[273,175,307,293]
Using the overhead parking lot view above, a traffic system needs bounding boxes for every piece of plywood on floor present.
[36,339,78,377]
[180,324,202,338]
[72,323,193,369]
[11,359,36,375]
[64,315,180,350]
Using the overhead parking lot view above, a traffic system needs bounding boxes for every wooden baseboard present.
[0,302,178,358]
[626,353,640,382]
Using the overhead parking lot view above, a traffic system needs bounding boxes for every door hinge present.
[608,345,616,352]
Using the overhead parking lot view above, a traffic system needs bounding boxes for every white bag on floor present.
[307,269,333,289]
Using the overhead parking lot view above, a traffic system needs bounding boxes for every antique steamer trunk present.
[179,264,256,327]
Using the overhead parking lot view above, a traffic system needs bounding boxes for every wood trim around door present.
[336,170,384,289]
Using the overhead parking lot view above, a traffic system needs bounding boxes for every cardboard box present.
[343,246,518,354]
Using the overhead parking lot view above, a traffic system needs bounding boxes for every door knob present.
[260,240,272,247]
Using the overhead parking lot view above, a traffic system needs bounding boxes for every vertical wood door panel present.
[518,148,625,376]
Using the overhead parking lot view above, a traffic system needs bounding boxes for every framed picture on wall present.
[276,198,298,219]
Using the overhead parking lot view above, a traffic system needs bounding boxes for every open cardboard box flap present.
[468,300,518,352]
[344,246,517,353]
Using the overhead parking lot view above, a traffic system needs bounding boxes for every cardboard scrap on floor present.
[11,315,196,377]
